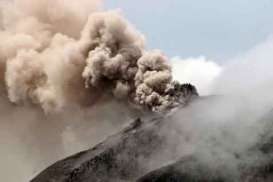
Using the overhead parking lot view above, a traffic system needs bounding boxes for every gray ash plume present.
[0,2,195,112]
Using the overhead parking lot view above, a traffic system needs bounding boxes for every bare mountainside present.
[31,87,273,182]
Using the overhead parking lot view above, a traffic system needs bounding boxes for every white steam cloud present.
[165,35,273,180]
[171,56,222,95]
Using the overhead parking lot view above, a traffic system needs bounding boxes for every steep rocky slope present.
[31,87,273,182]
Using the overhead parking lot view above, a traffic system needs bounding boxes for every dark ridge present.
[136,156,227,182]
[30,88,273,182]
[31,116,166,182]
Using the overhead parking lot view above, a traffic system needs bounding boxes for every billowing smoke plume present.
[0,0,194,181]
[2,0,273,182]
[0,1,185,113]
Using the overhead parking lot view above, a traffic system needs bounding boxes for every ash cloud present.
[0,0,192,181]
[1,0,273,182]
[0,1,184,113]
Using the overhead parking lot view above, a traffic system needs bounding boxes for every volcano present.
[30,85,273,182]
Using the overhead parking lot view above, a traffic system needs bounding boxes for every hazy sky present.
[105,0,273,61]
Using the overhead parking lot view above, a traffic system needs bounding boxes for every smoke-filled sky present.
[1,1,273,182]
[105,0,273,60]
[104,0,273,96]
